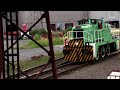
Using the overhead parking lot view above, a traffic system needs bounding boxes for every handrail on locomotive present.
[63,18,120,44]
[63,29,114,44]
[63,31,93,43]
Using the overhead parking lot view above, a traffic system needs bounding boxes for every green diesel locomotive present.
[63,18,120,62]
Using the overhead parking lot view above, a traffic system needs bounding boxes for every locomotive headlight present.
[86,43,88,45]
[75,42,78,46]
[86,42,89,46]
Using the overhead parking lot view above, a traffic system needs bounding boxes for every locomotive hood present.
[72,24,92,30]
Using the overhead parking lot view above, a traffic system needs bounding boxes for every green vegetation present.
[20,27,73,49]
[19,35,63,49]
[29,28,47,35]
[19,56,49,70]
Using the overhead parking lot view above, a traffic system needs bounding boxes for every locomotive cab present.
[77,19,89,25]
[72,26,83,39]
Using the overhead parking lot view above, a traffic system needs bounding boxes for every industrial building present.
[2,11,120,32]
[89,11,120,21]
[18,11,89,31]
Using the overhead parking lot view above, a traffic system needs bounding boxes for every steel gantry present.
[0,11,57,79]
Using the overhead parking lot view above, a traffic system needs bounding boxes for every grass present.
[19,56,49,70]
[19,51,64,70]
[19,36,63,49]
[6,51,64,75]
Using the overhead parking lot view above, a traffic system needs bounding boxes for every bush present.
[19,36,63,49]
[39,28,48,35]
[34,34,40,41]
[29,29,39,35]
[29,28,47,35]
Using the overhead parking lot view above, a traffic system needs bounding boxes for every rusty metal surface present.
[3,12,20,79]
[45,11,57,79]
[0,12,4,79]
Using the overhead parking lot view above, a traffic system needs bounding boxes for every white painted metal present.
[107,71,120,79]
[63,31,93,43]
[94,30,104,43]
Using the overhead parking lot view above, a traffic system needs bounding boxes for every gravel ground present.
[58,53,120,79]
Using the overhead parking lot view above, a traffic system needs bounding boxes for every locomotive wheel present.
[96,56,99,60]
[96,47,100,60]
[106,45,110,56]
[101,46,105,58]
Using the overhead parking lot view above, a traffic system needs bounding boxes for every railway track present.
[8,57,65,79]
[36,62,89,79]
[9,50,120,79]
[20,61,82,79]
[32,51,120,79]
[32,50,120,79]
